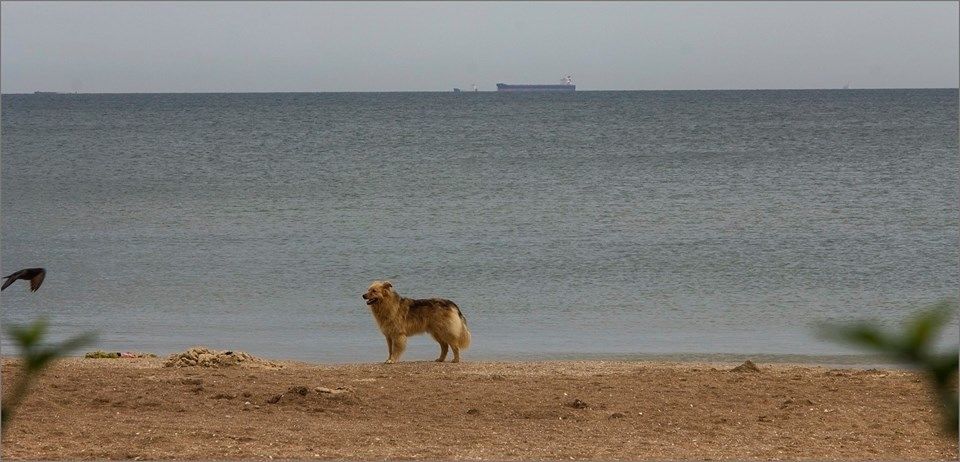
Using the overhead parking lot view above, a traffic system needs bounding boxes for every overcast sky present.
[1,1,957,93]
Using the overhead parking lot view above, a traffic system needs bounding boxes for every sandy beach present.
[1,351,956,461]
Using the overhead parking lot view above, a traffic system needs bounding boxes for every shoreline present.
[2,354,956,460]
[0,350,902,369]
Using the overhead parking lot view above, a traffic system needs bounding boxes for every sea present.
[2,89,957,364]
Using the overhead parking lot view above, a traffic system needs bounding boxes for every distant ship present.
[33,91,61,95]
[497,76,575,92]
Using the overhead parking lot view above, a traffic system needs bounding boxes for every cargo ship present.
[496,76,575,92]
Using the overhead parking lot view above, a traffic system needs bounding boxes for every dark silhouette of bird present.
[1,268,46,292]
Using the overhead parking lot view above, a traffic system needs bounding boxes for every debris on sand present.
[854,368,889,377]
[85,350,157,359]
[314,386,351,395]
[265,385,358,405]
[730,360,761,373]
[779,398,815,409]
[289,386,309,396]
[85,351,121,359]
[164,346,280,368]
[567,399,589,409]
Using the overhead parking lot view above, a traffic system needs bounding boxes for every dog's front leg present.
[388,335,407,363]
[384,336,395,364]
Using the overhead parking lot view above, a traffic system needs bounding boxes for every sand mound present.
[730,360,761,373]
[164,346,280,368]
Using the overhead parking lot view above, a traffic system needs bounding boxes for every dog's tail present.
[454,306,471,350]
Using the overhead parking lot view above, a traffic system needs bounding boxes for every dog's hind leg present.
[451,345,461,363]
[436,343,449,362]
[430,332,449,362]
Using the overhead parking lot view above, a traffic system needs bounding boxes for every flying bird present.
[1,268,46,292]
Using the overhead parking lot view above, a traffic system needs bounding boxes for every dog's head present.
[362,280,394,306]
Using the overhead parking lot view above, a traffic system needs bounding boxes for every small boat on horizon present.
[497,76,576,92]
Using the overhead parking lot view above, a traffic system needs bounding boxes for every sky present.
[1,1,957,93]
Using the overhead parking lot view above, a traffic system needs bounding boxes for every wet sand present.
[1,355,956,460]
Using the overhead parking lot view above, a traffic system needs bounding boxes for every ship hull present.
[496,83,575,92]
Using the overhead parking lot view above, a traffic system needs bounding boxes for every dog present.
[362,280,471,364]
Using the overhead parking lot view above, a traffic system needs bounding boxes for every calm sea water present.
[2,90,957,363]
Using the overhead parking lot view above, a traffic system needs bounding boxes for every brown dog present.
[362,281,471,363]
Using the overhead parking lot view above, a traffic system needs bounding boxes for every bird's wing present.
[1,276,16,291]
[29,270,45,292]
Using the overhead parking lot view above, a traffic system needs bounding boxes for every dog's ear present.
[382,281,393,290]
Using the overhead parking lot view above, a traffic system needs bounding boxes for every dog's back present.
[402,297,471,350]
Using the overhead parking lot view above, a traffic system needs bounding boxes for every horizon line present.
[3,86,958,95]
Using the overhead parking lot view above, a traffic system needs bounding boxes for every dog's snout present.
[362,293,368,299]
